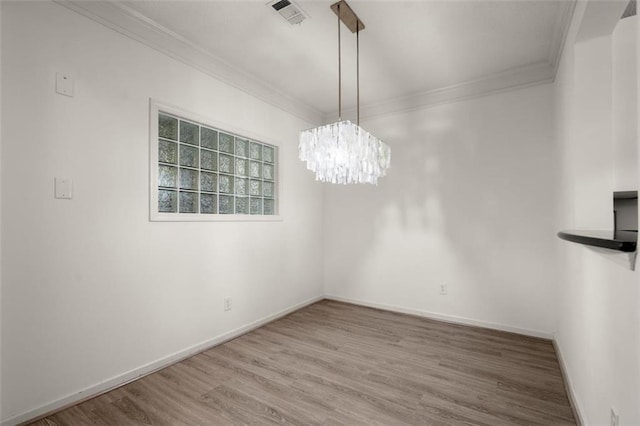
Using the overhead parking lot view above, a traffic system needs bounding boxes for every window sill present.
[150,213,283,222]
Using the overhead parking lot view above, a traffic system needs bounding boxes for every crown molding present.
[329,60,556,122]
[549,0,577,77]
[54,0,325,126]
[54,0,575,125]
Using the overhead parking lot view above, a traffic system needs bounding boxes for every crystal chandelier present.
[299,1,390,185]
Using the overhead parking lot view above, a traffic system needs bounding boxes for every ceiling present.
[57,0,575,124]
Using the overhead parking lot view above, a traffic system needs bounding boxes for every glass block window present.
[153,106,278,219]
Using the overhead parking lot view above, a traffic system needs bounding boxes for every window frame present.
[149,99,283,222]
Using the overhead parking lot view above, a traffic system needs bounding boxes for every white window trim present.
[149,99,283,222]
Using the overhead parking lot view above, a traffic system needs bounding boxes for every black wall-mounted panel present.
[557,229,637,252]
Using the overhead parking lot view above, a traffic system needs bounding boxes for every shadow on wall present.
[324,88,557,328]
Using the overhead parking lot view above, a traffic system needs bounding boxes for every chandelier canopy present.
[298,1,390,185]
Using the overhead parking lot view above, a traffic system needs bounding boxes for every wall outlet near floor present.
[224,297,232,311]
[439,283,448,295]
[610,408,619,426]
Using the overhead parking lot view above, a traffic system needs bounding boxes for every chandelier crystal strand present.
[299,120,391,185]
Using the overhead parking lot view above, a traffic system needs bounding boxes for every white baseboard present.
[324,294,554,340]
[552,338,585,426]
[2,295,323,426]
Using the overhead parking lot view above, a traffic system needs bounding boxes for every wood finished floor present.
[29,300,576,426]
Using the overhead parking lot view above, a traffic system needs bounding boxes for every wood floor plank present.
[27,300,576,425]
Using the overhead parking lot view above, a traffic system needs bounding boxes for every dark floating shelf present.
[557,230,637,252]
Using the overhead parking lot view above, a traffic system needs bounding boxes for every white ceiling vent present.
[269,0,308,26]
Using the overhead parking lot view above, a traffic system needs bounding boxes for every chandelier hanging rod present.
[331,0,364,124]
[338,3,341,120]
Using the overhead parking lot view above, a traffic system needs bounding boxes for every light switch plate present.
[56,73,74,97]
[55,177,73,199]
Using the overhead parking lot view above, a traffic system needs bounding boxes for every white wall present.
[0,0,3,421]
[323,83,559,336]
[613,13,638,191]
[0,1,323,423]
[554,3,640,424]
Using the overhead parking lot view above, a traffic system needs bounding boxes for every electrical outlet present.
[224,297,232,312]
[54,177,73,199]
[610,408,619,426]
[439,283,448,295]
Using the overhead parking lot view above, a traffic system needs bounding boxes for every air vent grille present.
[269,0,308,26]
